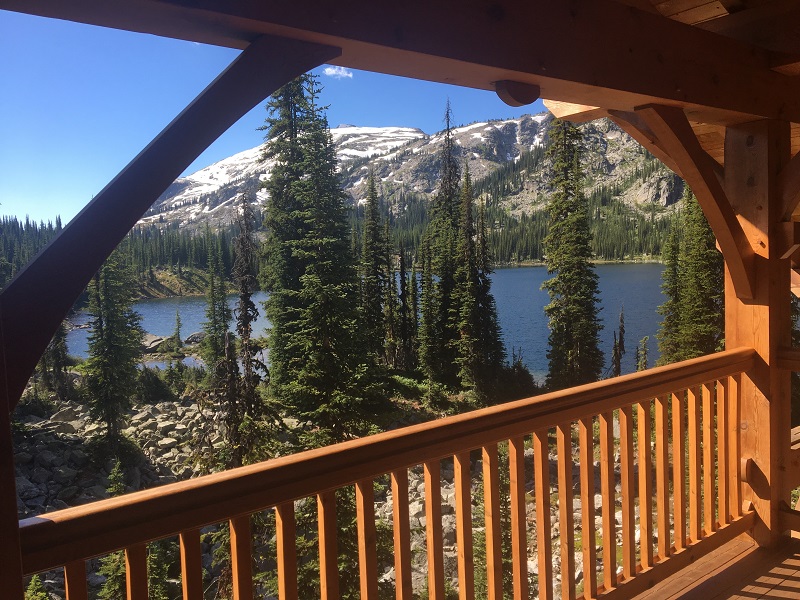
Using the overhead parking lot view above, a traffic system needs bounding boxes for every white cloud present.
[323,66,354,80]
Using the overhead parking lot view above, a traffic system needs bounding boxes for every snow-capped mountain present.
[140,125,426,229]
[139,113,680,231]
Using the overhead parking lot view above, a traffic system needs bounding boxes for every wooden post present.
[0,397,23,600]
[724,119,792,546]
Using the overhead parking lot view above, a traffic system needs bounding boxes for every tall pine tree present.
[542,119,603,390]
[656,188,724,364]
[85,249,143,447]
[359,171,387,361]
[260,74,375,443]
[419,102,461,388]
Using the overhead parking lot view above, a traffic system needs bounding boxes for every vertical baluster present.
[672,392,686,551]
[730,374,743,519]
[599,411,616,592]
[579,418,597,599]
[717,378,730,526]
[64,561,88,600]
[425,460,445,600]
[688,386,702,543]
[654,395,670,561]
[391,470,413,600]
[179,529,203,600]
[637,400,654,570]
[509,436,528,600]
[455,451,474,600]
[125,543,148,600]
[557,423,575,599]
[356,479,378,600]
[534,429,553,600]
[619,406,635,581]
[275,502,298,600]
[483,444,502,600]
[702,382,716,535]
[230,515,253,600]
[318,491,339,600]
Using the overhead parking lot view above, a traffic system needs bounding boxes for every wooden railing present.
[18,348,758,599]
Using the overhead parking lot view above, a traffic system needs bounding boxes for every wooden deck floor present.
[637,535,800,599]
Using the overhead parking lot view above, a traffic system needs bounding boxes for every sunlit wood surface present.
[638,535,800,599]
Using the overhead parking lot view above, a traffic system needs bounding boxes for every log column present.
[724,119,792,546]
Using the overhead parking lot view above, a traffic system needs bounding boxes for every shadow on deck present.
[640,535,800,599]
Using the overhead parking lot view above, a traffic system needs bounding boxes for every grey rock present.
[158,437,178,450]
[36,450,62,468]
[53,466,78,485]
[15,476,40,500]
[51,406,80,421]
[57,486,80,502]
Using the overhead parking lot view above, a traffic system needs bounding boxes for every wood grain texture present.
[125,543,148,600]
[454,452,474,600]
[556,423,575,599]
[63,561,88,600]
[534,429,553,600]
[179,529,203,600]
[508,437,528,600]
[356,480,378,600]
[391,470,413,600]
[579,418,597,599]
[275,503,297,600]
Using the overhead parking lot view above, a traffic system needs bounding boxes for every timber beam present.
[0,35,340,411]
[631,105,756,299]
[3,0,800,124]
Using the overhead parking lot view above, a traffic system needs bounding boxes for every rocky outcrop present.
[13,397,212,519]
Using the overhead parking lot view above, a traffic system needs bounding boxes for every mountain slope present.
[139,113,681,232]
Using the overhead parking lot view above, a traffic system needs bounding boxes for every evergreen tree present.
[201,234,232,377]
[678,189,724,357]
[85,250,143,447]
[656,214,682,364]
[397,242,416,371]
[24,575,49,600]
[383,227,401,369]
[419,102,461,388]
[359,172,387,360]
[452,164,480,390]
[541,119,604,390]
[98,460,127,600]
[260,74,375,443]
[170,309,182,352]
[636,336,649,371]
[38,320,70,401]
[474,197,506,390]
[656,188,724,364]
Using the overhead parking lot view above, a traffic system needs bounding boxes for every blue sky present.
[0,11,545,223]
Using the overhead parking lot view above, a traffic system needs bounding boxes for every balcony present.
[19,347,786,599]
[3,1,800,598]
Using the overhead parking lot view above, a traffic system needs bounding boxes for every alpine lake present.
[67,263,665,383]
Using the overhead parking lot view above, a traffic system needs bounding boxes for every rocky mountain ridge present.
[140,112,682,232]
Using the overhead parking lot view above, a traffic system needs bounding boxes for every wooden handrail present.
[18,347,757,575]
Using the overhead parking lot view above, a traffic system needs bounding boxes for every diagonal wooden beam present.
[0,35,340,411]
[637,104,755,299]
[4,0,800,123]
[607,110,684,177]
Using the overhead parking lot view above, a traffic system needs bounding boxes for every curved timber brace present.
[0,35,340,413]
[614,105,757,300]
